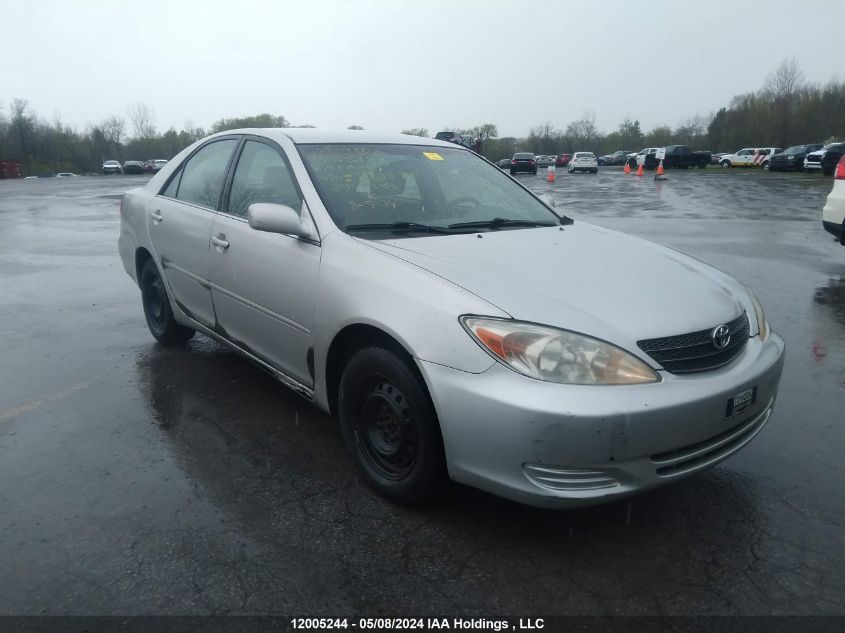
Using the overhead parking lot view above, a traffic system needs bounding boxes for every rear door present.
[148,137,239,328]
[209,137,320,386]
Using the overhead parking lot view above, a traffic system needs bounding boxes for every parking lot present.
[0,168,843,616]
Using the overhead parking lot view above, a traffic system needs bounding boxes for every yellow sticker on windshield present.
[423,152,444,161]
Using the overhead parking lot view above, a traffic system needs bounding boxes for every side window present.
[175,139,238,209]
[227,140,302,217]
[161,168,181,198]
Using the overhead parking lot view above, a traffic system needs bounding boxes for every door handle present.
[211,235,229,249]
[150,210,163,224]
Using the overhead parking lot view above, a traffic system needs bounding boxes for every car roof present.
[220,128,457,147]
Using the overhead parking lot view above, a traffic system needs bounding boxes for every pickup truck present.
[644,145,711,169]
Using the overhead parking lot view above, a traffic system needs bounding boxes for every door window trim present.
[218,135,321,243]
[156,135,242,212]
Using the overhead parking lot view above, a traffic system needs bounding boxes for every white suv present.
[823,156,845,244]
[720,148,782,169]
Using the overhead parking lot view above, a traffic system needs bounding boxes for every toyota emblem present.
[712,324,731,350]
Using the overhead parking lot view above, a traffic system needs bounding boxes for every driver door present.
[209,137,320,387]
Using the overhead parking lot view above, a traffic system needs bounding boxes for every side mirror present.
[247,203,309,238]
[539,194,556,209]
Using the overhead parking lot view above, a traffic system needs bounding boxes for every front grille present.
[637,312,749,374]
[806,155,822,164]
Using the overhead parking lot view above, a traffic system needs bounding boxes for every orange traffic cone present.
[656,160,664,177]
[636,163,644,177]
[623,161,631,174]
[547,166,555,182]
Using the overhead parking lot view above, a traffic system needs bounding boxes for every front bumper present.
[418,332,785,508]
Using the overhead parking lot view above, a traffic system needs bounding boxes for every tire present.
[763,162,770,171]
[140,258,195,345]
[532,169,538,175]
[721,160,731,168]
[338,346,446,505]
[509,169,515,175]
[591,169,598,174]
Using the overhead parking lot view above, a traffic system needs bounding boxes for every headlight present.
[461,317,659,385]
[748,290,768,340]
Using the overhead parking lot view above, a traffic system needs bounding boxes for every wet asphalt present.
[0,168,843,616]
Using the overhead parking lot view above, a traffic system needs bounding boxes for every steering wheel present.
[448,196,481,210]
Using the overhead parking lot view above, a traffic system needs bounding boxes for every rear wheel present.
[763,162,770,171]
[338,347,446,505]
[140,259,195,345]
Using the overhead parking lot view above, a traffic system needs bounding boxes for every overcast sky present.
[3,0,842,138]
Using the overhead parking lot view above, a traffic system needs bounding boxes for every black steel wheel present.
[140,258,194,345]
[338,346,446,505]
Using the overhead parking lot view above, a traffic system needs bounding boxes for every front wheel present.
[338,347,446,505]
[763,162,770,171]
[140,259,195,345]
[721,160,731,168]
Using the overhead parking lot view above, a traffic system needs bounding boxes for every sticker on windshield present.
[423,152,444,161]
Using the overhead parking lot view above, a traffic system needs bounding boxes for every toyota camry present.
[118,129,785,508]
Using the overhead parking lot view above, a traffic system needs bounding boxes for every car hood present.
[365,224,749,349]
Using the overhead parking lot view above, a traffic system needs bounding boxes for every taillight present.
[836,155,845,180]
[511,160,516,164]
[529,160,536,164]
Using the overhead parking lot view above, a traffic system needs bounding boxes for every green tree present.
[211,113,289,133]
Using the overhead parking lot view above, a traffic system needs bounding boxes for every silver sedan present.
[118,129,785,508]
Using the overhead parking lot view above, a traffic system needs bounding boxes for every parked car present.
[711,152,729,165]
[767,144,824,172]
[643,145,710,170]
[604,151,634,166]
[510,152,538,175]
[555,153,571,167]
[56,172,78,177]
[102,160,123,175]
[434,131,463,146]
[459,134,476,150]
[631,148,660,167]
[536,155,554,167]
[596,155,607,166]
[122,160,146,175]
[118,128,784,508]
[720,148,781,168]
[568,152,598,173]
[495,158,511,169]
[152,159,168,172]
[805,143,845,175]
[822,155,845,244]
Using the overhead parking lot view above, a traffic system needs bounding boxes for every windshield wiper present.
[345,221,458,235]
[448,217,557,230]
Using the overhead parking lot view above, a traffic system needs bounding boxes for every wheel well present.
[135,248,152,285]
[325,324,417,417]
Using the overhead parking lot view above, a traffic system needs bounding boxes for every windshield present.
[782,145,805,154]
[298,144,558,236]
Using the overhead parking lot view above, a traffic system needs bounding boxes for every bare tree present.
[347,124,364,130]
[10,98,35,174]
[763,57,805,146]
[102,116,126,145]
[566,112,599,149]
[401,128,428,137]
[127,102,156,139]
